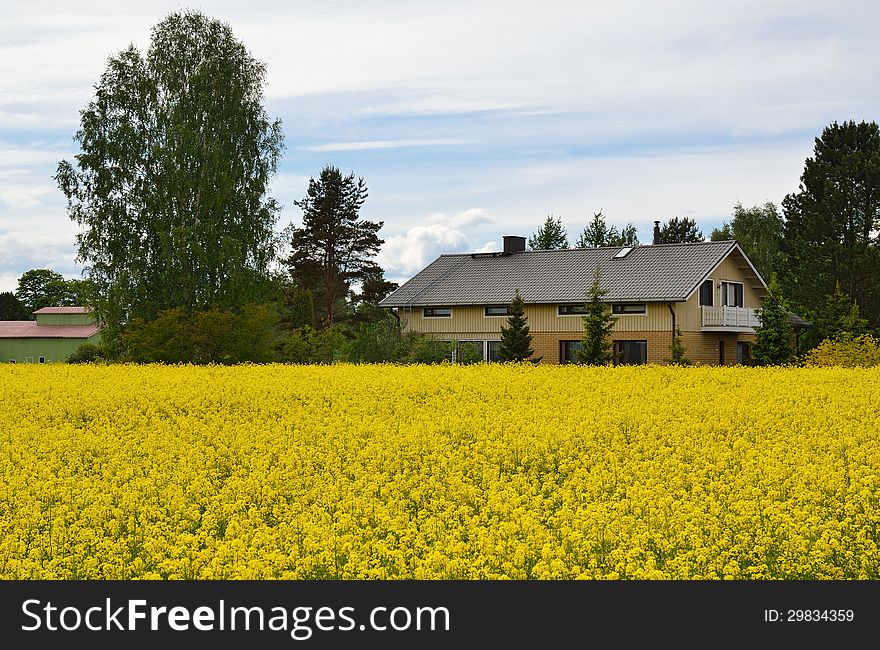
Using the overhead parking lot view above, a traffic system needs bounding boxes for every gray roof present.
[380,240,763,307]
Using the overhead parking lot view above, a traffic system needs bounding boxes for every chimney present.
[652,220,661,245]
[503,236,526,254]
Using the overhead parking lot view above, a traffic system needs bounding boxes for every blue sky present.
[1,0,878,291]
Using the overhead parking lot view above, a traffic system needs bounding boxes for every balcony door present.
[721,282,744,308]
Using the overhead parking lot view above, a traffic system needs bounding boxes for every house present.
[379,228,778,365]
[0,307,102,364]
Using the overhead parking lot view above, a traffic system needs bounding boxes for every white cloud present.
[377,208,495,280]
[0,184,56,210]
[426,207,492,230]
[304,138,469,152]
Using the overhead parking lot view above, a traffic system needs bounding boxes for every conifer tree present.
[753,273,794,365]
[528,215,568,250]
[576,266,616,365]
[498,290,541,362]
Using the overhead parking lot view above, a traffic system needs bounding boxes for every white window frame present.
[721,281,744,308]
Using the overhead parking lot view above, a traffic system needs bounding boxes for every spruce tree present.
[658,217,704,243]
[753,273,794,365]
[576,266,616,365]
[528,215,569,250]
[498,289,541,362]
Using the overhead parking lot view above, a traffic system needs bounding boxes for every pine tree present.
[753,273,794,365]
[498,290,541,362]
[284,166,385,327]
[781,120,880,333]
[576,211,608,248]
[658,217,704,243]
[576,211,639,247]
[528,214,568,250]
[576,266,616,365]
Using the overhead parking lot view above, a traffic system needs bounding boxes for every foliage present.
[0,292,29,320]
[576,266,616,365]
[576,211,639,247]
[343,313,411,364]
[66,344,108,364]
[281,326,347,364]
[666,325,692,366]
[710,202,783,279]
[803,335,880,367]
[354,271,398,307]
[118,303,280,364]
[528,214,569,250]
[498,290,540,362]
[752,274,794,366]
[810,282,869,346]
[781,120,880,333]
[55,11,283,336]
[14,269,92,315]
[2,363,880,579]
[284,166,385,326]
[607,223,639,247]
[658,217,704,243]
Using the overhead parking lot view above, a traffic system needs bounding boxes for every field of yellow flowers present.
[1,364,878,579]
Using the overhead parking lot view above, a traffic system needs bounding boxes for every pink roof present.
[0,321,102,339]
[33,306,93,314]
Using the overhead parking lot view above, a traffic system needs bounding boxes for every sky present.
[0,0,878,292]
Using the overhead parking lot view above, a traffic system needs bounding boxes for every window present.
[613,340,647,365]
[558,305,587,315]
[699,279,714,306]
[423,307,451,317]
[736,341,751,365]
[487,340,502,362]
[721,282,744,308]
[612,303,646,315]
[484,306,510,317]
[38,357,46,364]
[560,340,583,364]
[613,247,633,259]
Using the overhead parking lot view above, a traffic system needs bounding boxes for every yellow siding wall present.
[400,303,673,335]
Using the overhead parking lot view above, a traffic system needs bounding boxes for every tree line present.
[2,11,877,366]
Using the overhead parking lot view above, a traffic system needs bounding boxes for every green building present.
[0,307,102,363]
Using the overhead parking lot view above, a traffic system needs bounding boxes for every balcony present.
[701,306,761,332]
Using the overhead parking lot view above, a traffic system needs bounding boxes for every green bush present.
[66,344,106,364]
[281,326,347,364]
[118,303,280,364]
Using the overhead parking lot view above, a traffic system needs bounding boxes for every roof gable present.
[380,241,745,307]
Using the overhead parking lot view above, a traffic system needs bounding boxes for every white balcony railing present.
[701,306,761,329]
